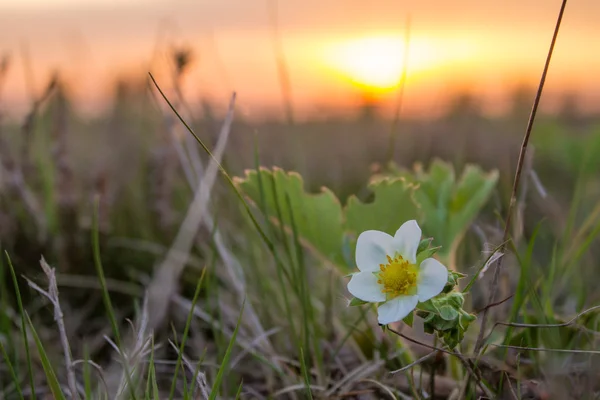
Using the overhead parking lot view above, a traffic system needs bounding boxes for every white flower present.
[347,220,448,325]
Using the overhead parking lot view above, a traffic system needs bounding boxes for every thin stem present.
[474,0,569,354]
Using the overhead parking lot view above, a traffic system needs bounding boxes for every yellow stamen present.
[377,254,418,298]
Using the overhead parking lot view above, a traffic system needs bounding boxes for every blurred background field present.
[1,0,600,399]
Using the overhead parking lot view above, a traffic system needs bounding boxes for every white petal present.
[347,272,386,303]
[392,220,421,264]
[417,258,448,302]
[355,230,395,272]
[377,295,419,325]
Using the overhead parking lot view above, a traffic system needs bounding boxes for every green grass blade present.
[25,313,67,400]
[5,252,36,400]
[299,347,314,400]
[209,299,246,400]
[189,348,208,398]
[168,268,207,399]
[91,199,137,399]
[148,73,276,255]
[234,380,244,399]
[503,223,541,345]
[0,247,11,347]
[0,341,24,400]
[285,192,323,378]
[146,336,160,400]
[91,199,122,345]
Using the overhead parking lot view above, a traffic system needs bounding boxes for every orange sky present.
[1,0,599,118]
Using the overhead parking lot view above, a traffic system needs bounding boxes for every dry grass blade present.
[25,257,81,400]
[491,344,600,355]
[172,295,282,374]
[505,372,519,400]
[103,297,151,399]
[55,273,143,297]
[273,384,326,398]
[386,328,493,397]
[167,340,210,400]
[358,379,399,400]
[151,72,278,363]
[229,327,281,369]
[72,359,109,398]
[326,360,384,396]
[389,351,436,375]
[144,92,236,333]
[474,0,569,354]
[488,304,600,338]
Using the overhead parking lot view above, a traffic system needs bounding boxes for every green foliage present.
[209,300,245,399]
[169,270,207,399]
[25,313,67,400]
[0,341,24,400]
[533,125,600,178]
[235,161,497,272]
[344,177,420,236]
[409,270,476,349]
[5,252,36,399]
[235,167,346,265]
[398,159,498,262]
[444,270,467,293]
[348,297,369,307]
[417,291,476,349]
[235,168,421,269]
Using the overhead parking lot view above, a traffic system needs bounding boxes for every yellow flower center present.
[377,254,418,298]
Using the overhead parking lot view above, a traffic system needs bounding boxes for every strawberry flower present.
[347,220,448,325]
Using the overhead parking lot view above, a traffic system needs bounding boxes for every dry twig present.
[474,0,569,355]
[26,257,81,400]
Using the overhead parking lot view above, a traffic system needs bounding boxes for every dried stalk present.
[473,0,569,355]
[26,257,81,400]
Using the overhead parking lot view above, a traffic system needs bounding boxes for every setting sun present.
[330,36,407,90]
[320,35,426,92]
[318,34,472,97]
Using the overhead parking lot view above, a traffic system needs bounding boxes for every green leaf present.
[410,160,456,251]
[345,177,421,236]
[424,315,455,331]
[349,297,369,307]
[458,312,476,330]
[446,292,465,309]
[236,169,423,271]
[403,311,414,327]
[444,270,466,292]
[417,238,433,254]
[25,313,67,400]
[416,246,442,265]
[439,305,459,321]
[235,167,346,266]
[388,159,498,264]
[449,164,499,249]
[417,299,440,314]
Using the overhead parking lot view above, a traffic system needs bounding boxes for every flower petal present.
[417,258,448,302]
[392,220,421,264]
[347,272,386,303]
[355,230,395,272]
[377,295,419,325]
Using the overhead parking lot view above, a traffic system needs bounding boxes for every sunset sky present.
[1,0,599,118]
